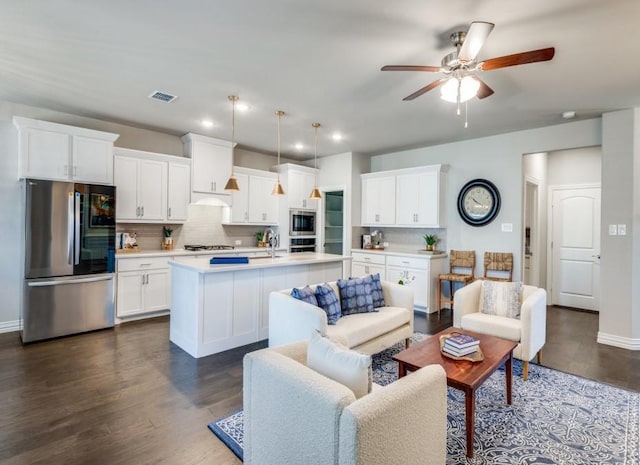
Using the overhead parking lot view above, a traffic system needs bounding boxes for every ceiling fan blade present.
[381,65,441,72]
[402,78,448,101]
[479,47,555,71]
[473,77,494,99]
[458,21,495,62]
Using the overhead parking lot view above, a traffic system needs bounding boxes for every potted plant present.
[162,226,174,250]
[256,231,265,247]
[423,234,437,252]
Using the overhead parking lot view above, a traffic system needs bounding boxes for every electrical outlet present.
[609,224,618,236]
[383,242,389,248]
[235,239,242,245]
[618,224,627,236]
[501,223,513,232]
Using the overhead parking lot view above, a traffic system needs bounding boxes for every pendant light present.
[309,122,322,200]
[272,110,286,196]
[224,95,240,191]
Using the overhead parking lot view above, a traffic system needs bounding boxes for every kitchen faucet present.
[264,228,277,258]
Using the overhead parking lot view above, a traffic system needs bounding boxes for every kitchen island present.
[168,253,351,358]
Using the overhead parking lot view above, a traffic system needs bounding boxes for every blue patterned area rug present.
[208,334,640,464]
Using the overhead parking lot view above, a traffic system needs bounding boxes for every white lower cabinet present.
[351,251,446,313]
[116,257,171,318]
[351,252,386,279]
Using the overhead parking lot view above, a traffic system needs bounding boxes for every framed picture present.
[89,193,115,228]
[362,234,372,249]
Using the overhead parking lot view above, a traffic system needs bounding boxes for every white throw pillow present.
[479,280,523,319]
[306,331,372,398]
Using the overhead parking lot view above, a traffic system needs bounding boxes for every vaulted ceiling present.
[1,0,639,158]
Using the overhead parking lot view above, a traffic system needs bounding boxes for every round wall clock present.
[457,179,501,226]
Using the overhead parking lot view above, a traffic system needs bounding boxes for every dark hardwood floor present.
[0,307,637,464]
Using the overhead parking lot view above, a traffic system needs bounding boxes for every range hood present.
[190,192,231,207]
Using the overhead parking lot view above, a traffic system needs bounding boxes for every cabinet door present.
[72,136,113,184]
[191,140,231,194]
[362,176,395,225]
[287,170,317,210]
[351,262,386,279]
[20,128,70,180]
[116,271,145,317]
[395,174,420,226]
[144,269,170,312]
[231,173,250,223]
[114,156,140,221]
[138,159,167,221]
[415,171,438,226]
[386,266,426,308]
[249,175,278,223]
[167,162,191,222]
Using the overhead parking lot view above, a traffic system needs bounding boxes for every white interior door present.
[551,186,601,310]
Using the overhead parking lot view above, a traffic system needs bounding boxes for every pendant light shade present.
[224,95,240,191]
[309,122,322,200]
[272,110,286,196]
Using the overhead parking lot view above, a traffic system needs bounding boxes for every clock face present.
[457,179,501,226]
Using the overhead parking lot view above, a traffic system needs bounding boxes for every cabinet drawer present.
[351,252,386,265]
[386,255,428,269]
[117,256,172,271]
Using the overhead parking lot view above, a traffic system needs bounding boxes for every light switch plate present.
[609,224,618,236]
[235,239,242,245]
[618,224,627,236]
[501,223,513,232]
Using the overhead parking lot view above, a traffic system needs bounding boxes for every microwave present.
[290,210,316,236]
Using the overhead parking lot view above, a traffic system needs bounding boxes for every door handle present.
[592,254,601,259]
[74,192,81,265]
[168,207,172,218]
[141,206,144,217]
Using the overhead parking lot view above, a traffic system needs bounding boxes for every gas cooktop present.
[184,245,235,251]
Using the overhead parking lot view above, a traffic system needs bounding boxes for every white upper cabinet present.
[181,133,233,195]
[114,148,191,223]
[167,162,191,222]
[361,165,447,228]
[223,167,279,225]
[361,174,396,226]
[395,167,444,227]
[14,116,119,184]
[286,168,318,210]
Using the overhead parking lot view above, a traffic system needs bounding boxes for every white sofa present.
[269,280,414,355]
[243,341,447,465]
[453,279,547,380]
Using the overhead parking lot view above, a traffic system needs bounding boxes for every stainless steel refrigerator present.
[22,179,116,343]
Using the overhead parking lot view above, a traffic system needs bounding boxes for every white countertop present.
[351,248,447,259]
[169,252,351,273]
[116,247,287,259]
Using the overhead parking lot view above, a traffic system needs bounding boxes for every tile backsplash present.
[363,227,446,253]
[117,205,276,250]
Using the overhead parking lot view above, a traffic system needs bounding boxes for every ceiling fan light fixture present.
[440,75,480,103]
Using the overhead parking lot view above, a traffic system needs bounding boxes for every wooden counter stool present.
[437,250,475,316]
[483,252,514,281]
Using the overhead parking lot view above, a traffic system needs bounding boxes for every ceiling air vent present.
[148,90,178,103]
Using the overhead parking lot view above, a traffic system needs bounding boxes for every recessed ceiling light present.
[201,119,214,128]
[562,111,576,119]
[294,143,304,150]
[331,132,343,141]
[236,103,250,112]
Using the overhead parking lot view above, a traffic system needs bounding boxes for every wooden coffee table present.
[393,327,517,458]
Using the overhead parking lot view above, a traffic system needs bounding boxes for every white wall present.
[547,146,601,186]
[371,118,601,280]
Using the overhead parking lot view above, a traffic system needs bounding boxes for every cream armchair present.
[243,341,447,465]
[453,280,547,380]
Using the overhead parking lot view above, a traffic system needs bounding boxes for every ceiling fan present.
[382,21,555,103]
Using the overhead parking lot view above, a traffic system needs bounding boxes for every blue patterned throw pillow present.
[315,283,341,324]
[291,285,318,307]
[337,277,375,315]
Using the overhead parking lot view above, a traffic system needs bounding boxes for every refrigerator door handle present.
[74,192,81,265]
[67,191,75,264]
[27,275,114,287]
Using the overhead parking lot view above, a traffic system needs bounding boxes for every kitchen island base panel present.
[169,257,345,358]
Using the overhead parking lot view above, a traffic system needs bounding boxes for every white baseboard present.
[0,320,21,334]
[597,331,640,350]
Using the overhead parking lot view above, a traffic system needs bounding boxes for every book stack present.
[442,333,480,357]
